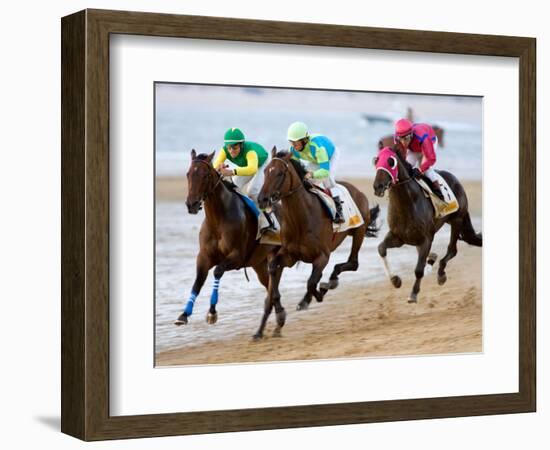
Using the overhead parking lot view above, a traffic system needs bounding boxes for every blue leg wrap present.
[183,291,198,316]
[210,277,220,306]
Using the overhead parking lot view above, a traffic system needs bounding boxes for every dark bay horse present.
[174,150,279,329]
[255,148,379,339]
[373,146,482,303]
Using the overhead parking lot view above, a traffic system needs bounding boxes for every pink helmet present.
[394,118,413,137]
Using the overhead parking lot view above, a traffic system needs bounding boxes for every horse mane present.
[274,150,309,185]
[388,145,415,174]
[195,153,238,191]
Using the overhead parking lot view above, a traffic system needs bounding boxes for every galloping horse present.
[373,146,482,303]
[174,150,278,328]
[255,148,379,339]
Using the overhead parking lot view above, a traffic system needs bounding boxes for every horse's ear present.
[271,146,277,157]
[207,151,215,163]
[283,151,292,161]
[372,156,379,167]
[191,149,197,160]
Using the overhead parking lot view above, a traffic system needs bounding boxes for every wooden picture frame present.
[61,9,536,441]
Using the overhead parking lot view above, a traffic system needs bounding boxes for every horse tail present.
[366,205,381,238]
[459,212,482,246]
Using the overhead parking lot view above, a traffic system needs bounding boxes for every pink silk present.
[376,147,399,183]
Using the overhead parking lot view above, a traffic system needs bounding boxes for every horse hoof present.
[320,279,339,291]
[296,302,309,311]
[438,274,447,285]
[206,312,218,325]
[407,295,418,304]
[276,309,286,327]
[391,275,402,288]
[174,313,188,326]
[252,333,263,341]
[427,252,438,266]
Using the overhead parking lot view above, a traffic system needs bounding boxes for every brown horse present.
[373,146,482,303]
[255,148,379,339]
[174,150,280,329]
[378,125,445,150]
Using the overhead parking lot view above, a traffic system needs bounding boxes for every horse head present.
[258,147,304,209]
[373,146,409,197]
[186,149,218,214]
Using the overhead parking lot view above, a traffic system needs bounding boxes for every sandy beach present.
[155,175,482,367]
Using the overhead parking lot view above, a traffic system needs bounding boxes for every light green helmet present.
[287,122,309,141]
[224,127,245,144]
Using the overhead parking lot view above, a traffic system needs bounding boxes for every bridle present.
[268,157,305,201]
[189,158,223,203]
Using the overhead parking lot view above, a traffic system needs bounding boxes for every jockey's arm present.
[213,148,227,170]
[234,151,259,176]
[419,140,436,173]
[312,146,330,179]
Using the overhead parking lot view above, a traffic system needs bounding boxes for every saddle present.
[308,183,364,232]
[415,175,459,219]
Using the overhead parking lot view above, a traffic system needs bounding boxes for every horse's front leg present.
[253,251,290,340]
[175,254,212,325]
[408,239,433,303]
[205,250,243,324]
[297,253,330,311]
[378,231,404,288]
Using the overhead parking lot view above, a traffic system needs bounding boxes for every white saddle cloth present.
[416,174,459,219]
[309,183,365,232]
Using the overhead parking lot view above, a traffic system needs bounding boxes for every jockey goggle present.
[396,133,413,142]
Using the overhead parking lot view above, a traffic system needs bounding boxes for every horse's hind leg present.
[320,228,365,299]
[408,239,433,303]
[437,219,460,285]
[253,253,286,340]
[297,253,330,310]
[175,254,211,325]
[378,231,404,288]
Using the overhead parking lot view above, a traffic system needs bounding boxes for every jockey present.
[287,121,345,224]
[394,118,445,201]
[213,127,276,231]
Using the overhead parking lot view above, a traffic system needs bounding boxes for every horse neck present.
[280,172,318,232]
[203,180,238,228]
[388,163,424,212]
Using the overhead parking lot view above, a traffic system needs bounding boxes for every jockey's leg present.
[424,167,445,201]
[322,173,345,224]
[247,165,277,232]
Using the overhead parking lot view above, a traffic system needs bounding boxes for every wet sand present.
[157,245,481,366]
[156,175,482,367]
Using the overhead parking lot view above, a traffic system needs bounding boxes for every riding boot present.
[260,211,277,232]
[431,180,446,202]
[332,196,346,224]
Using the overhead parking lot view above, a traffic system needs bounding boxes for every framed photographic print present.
[61,9,536,441]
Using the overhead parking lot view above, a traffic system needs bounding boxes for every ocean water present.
[155,84,482,180]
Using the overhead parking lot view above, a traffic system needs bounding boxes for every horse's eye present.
[388,157,397,169]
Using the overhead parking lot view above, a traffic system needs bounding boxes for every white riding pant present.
[305,146,341,196]
[406,140,439,182]
[231,155,269,203]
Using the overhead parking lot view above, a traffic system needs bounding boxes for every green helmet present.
[287,122,309,141]
[224,127,245,145]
